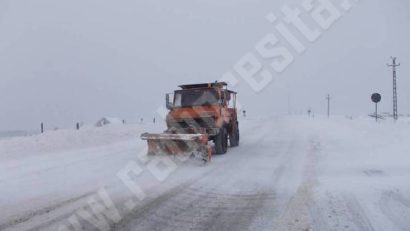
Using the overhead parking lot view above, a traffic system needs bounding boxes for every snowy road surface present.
[1,116,410,231]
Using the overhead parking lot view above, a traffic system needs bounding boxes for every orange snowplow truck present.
[141,82,239,162]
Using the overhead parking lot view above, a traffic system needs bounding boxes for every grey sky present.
[0,0,409,131]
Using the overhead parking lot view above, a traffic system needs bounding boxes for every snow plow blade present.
[141,133,212,162]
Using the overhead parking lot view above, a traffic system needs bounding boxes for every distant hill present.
[0,131,35,139]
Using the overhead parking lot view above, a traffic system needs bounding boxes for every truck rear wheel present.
[215,127,228,154]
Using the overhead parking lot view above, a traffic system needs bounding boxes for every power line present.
[387,57,400,121]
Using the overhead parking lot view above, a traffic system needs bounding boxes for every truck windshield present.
[174,89,219,107]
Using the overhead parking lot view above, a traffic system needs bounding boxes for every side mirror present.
[166,94,173,110]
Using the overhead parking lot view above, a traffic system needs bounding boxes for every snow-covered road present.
[1,116,410,231]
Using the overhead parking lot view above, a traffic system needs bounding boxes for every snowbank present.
[0,122,164,161]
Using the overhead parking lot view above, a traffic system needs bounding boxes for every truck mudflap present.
[140,133,212,162]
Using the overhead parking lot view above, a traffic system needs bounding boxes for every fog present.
[0,0,409,131]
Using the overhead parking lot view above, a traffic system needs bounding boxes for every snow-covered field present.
[1,116,410,231]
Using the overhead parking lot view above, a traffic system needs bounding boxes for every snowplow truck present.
[141,82,239,162]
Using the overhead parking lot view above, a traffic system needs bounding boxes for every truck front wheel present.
[230,125,240,147]
[215,127,228,154]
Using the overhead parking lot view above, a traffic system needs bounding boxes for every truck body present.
[141,82,239,162]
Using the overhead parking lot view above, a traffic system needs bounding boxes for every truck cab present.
[165,82,239,154]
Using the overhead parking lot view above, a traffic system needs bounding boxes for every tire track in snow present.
[122,187,275,231]
[0,191,95,231]
[380,191,410,230]
[272,138,320,231]
[312,192,376,230]
[113,120,285,231]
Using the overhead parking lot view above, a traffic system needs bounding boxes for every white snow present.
[0,116,410,230]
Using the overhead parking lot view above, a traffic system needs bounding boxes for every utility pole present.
[326,94,331,118]
[375,103,378,122]
[387,57,400,121]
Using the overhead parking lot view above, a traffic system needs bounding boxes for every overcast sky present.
[0,0,410,131]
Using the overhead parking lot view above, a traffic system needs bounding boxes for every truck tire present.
[230,125,240,147]
[215,127,228,154]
